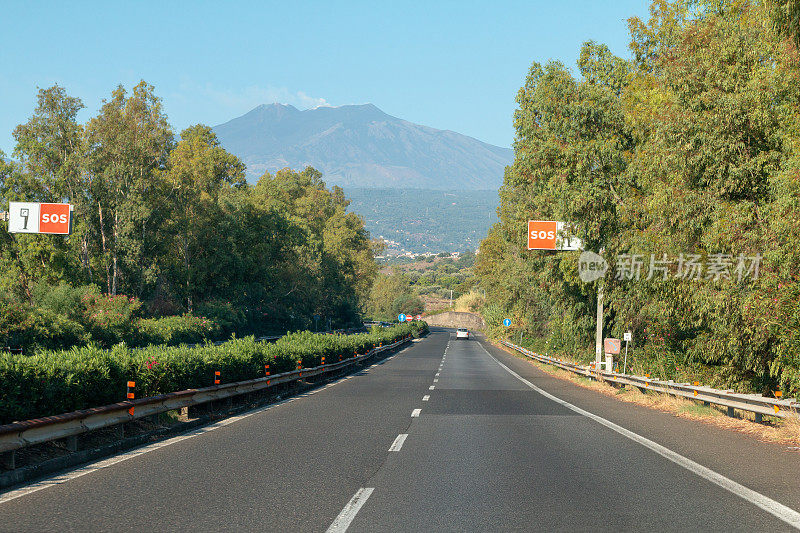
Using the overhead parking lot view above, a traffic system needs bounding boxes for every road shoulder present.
[478,335,800,512]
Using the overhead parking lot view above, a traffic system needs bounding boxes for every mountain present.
[212,103,513,190]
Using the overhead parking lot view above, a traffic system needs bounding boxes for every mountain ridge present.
[212,103,512,190]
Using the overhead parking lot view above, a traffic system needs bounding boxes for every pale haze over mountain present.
[212,103,512,190]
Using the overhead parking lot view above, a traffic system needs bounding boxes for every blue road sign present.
[503,318,512,327]
[398,313,407,322]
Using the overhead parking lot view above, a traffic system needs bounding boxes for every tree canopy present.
[477,0,800,395]
[1,83,377,334]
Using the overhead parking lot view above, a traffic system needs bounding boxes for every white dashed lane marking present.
[326,487,375,533]
[388,434,408,452]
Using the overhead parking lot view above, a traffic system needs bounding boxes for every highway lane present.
[0,333,446,532]
[349,335,796,532]
[0,329,799,531]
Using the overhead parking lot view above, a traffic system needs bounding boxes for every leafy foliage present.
[478,0,800,395]
[0,82,378,339]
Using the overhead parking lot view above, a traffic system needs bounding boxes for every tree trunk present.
[181,236,192,313]
[81,231,92,283]
[97,202,111,294]
[6,234,33,304]
[112,212,119,296]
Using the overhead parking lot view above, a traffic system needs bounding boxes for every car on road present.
[456,328,469,340]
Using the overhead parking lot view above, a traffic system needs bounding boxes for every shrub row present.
[0,287,202,351]
[0,321,428,425]
[1,287,238,352]
[134,315,223,347]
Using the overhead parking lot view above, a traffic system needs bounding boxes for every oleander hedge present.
[0,321,428,425]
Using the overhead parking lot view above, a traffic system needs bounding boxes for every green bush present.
[80,292,143,347]
[0,321,428,424]
[0,298,88,352]
[134,315,223,346]
[194,300,247,334]
[32,282,95,322]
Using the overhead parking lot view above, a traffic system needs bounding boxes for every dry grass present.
[453,291,485,313]
[497,342,800,446]
[421,294,450,312]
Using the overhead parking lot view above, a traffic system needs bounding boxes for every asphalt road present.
[1,329,799,532]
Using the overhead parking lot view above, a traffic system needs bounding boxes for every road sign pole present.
[622,331,632,374]
[595,281,603,367]
[623,340,629,374]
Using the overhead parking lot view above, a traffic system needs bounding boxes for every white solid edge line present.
[411,408,421,417]
[388,433,408,452]
[326,487,375,533]
[0,339,423,505]
[479,344,800,530]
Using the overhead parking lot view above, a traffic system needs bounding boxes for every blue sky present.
[1,0,649,154]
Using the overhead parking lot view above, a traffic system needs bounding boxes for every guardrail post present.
[65,435,78,452]
[127,381,135,416]
[727,406,735,417]
[754,413,763,423]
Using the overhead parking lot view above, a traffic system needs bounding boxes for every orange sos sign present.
[39,203,71,234]
[527,220,557,250]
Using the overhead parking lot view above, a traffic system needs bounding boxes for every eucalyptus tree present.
[162,125,245,311]
[84,81,173,296]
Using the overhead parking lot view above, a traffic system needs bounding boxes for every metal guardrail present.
[501,340,800,421]
[0,335,413,455]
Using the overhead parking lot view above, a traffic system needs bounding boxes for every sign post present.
[526,219,595,365]
[8,202,72,235]
[623,331,632,374]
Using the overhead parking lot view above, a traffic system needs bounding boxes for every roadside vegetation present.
[365,252,480,320]
[0,84,378,353]
[0,321,428,425]
[478,0,800,397]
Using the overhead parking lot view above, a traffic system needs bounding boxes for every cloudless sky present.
[1,0,650,154]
